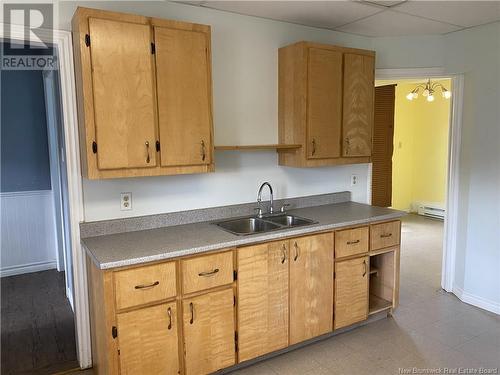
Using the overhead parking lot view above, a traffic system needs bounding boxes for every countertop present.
[82,201,405,270]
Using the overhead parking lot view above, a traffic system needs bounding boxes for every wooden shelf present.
[214,144,302,151]
[369,295,392,315]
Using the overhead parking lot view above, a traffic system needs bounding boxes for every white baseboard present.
[0,260,57,277]
[453,286,500,315]
[67,286,75,312]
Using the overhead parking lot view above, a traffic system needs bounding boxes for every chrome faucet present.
[257,182,274,217]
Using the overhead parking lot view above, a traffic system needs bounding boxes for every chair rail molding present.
[0,23,91,368]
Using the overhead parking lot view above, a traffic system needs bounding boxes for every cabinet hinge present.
[85,34,90,47]
[92,141,97,154]
[155,140,160,152]
[117,349,120,356]
[112,326,118,339]
[233,295,236,306]
[151,42,156,54]
[333,271,336,279]
[233,270,238,281]
[235,332,238,352]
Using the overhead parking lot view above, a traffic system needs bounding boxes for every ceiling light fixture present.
[406,79,451,102]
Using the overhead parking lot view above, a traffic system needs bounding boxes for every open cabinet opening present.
[369,249,397,315]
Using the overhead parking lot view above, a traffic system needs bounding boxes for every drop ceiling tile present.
[394,1,500,28]
[362,0,407,8]
[336,9,462,36]
[199,1,383,29]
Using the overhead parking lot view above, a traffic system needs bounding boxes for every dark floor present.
[1,270,79,374]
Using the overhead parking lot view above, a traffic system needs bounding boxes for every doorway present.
[371,69,462,299]
[1,40,78,373]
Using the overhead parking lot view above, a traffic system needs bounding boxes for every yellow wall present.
[380,79,451,211]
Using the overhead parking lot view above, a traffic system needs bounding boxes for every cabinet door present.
[237,241,289,362]
[117,302,179,375]
[290,233,333,344]
[183,288,235,375]
[334,256,369,329]
[307,48,343,159]
[342,53,375,157]
[88,18,157,170]
[155,27,213,167]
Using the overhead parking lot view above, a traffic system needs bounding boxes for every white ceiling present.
[175,1,500,37]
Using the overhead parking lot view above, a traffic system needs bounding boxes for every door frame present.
[375,68,464,294]
[1,24,92,367]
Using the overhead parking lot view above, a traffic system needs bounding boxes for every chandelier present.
[406,79,451,102]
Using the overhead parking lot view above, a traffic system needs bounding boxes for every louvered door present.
[372,85,396,207]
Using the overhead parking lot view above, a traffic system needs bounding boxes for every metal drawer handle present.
[363,260,367,277]
[311,138,316,156]
[347,239,360,245]
[281,244,287,264]
[380,233,392,238]
[134,281,159,289]
[145,141,150,163]
[293,242,299,261]
[189,302,194,324]
[167,307,172,330]
[198,268,219,277]
[201,140,206,161]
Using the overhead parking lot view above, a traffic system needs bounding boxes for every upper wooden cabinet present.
[342,53,375,157]
[72,7,214,179]
[278,42,375,168]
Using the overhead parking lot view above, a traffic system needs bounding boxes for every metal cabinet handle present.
[198,268,219,277]
[347,239,360,245]
[134,281,159,289]
[380,233,392,238]
[311,138,316,156]
[167,307,172,330]
[189,302,194,324]
[345,137,350,155]
[201,140,206,161]
[145,141,151,163]
[363,260,367,277]
[293,242,299,261]
[281,244,287,264]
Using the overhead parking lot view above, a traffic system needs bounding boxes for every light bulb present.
[443,90,452,99]
[412,92,418,99]
[406,92,414,100]
[427,94,435,102]
[423,89,429,97]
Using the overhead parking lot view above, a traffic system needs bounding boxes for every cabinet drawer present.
[181,251,234,294]
[335,227,369,258]
[114,262,177,310]
[370,221,401,250]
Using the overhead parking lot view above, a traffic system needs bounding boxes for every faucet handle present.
[280,204,291,213]
[254,207,263,218]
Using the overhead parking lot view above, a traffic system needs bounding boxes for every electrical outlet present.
[350,174,359,187]
[120,192,132,211]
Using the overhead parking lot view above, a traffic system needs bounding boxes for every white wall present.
[0,191,58,276]
[372,22,500,312]
[57,1,372,222]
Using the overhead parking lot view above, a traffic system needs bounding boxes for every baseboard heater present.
[417,203,445,220]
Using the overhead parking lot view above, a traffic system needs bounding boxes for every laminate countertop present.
[82,201,405,270]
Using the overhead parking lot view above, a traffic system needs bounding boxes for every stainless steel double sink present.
[214,214,317,236]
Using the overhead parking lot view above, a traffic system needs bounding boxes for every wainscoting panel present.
[1,190,57,277]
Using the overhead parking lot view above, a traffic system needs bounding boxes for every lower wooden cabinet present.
[86,220,400,375]
[116,302,179,375]
[289,233,334,344]
[334,256,369,329]
[237,240,289,362]
[182,288,236,375]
